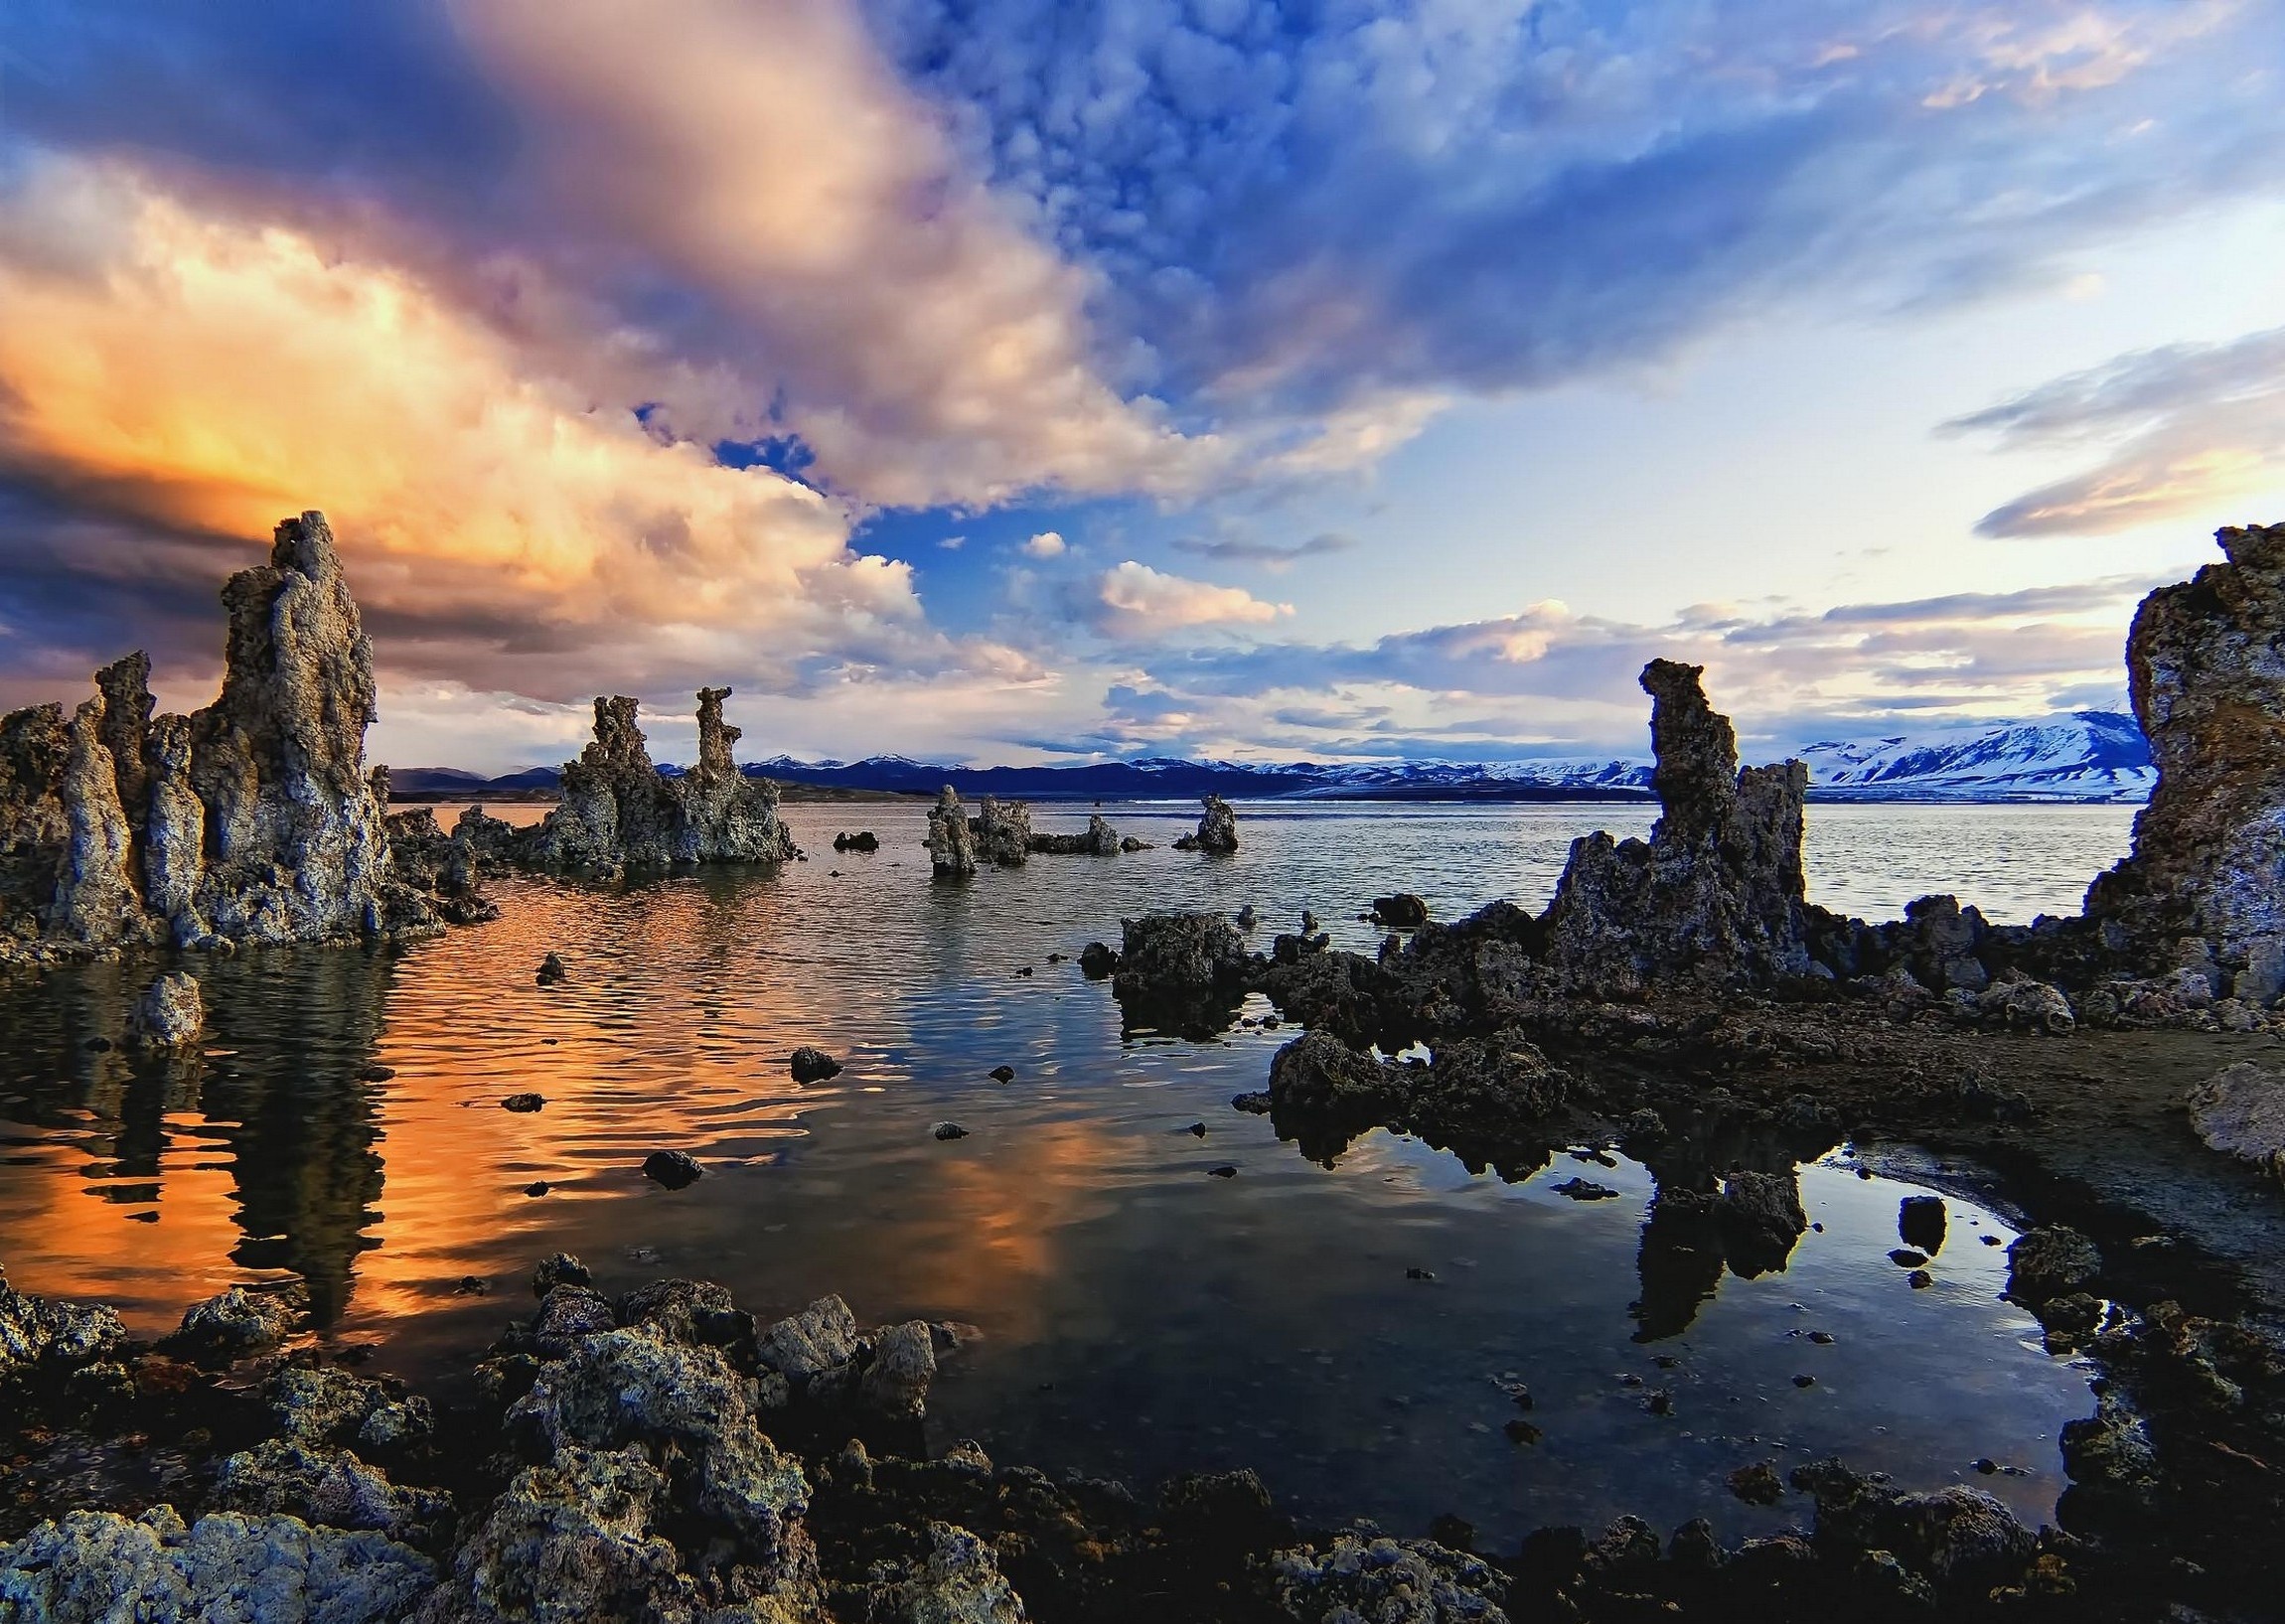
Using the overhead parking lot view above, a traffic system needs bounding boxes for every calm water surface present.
[0,802,2137,1546]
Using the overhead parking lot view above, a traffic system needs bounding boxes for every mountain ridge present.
[385,710,2153,805]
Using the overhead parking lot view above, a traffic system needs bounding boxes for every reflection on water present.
[0,800,2122,1546]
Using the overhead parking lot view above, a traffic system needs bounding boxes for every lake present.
[0,800,2137,1548]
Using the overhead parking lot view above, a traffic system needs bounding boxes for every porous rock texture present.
[526,688,796,877]
[927,787,977,878]
[0,1506,435,1624]
[2185,1062,2285,1180]
[128,969,204,1048]
[972,797,1032,866]
[1172,795,1239,852]
[0,513,447,960]
[1541,660,1822,993]
[2085,521,2285,991]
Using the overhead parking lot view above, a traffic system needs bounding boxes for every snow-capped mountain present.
[388,712,2154,804]
[1791,711,2152,803]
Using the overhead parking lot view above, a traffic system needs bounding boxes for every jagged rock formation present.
[1027,812,1122,855]
[1541,661,1822,992]
[971,797,1032,865]
[1173,795,1239,852]
[0,513,445,960]
[128,970,204,1048]
[926,787,976,877]
[525,689,796,879]
[2085,521,2285,991]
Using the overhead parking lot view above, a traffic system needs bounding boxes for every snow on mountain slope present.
[1793,712,2152,802]
[403,713,2153,804]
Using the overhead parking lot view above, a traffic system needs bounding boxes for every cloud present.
[0,153,1033,708]
[1171,530,1359,570]
[882,0,2281,424]
[1094,561,1292,637]
[939,535,967,550]
[445,0,1232,510]
[1020,530,1067,557]
[1943,326,2285,535]
[1095,571,2160,759]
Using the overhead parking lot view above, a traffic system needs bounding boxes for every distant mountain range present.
[386,710,2154,806]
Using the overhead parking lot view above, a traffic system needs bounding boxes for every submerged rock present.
[790,1046,843,1084]
[128,970,204,1048]
[2086,521,2285,986]
[927,787,977,878]
[641,1150,703,1189]
[834,829,880,853]
[1371,893,1430,928]
[2185,1062,2285,1179]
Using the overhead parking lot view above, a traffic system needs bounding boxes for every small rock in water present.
[85,1036,112,1053]
[1181,1121,1207,1136]
[1982,1234,2004,1247]
[358,1063,396,1082]
[1644,1390,1674,1415]
[1015,965,1034,977]
[1078,942,1120,978]
[1899,1194,1948,1254]
[535,953,567,985]
[1370,893,1430,928]
[1232,1092,1272,1113]
[1206,1164,1238,1178]
[525,1182,550,1197]
[1889,1249,1928,1268]
[1237,905,1259,931]
[129,971,206,1049]
[1728,1462,1785,1505]
[1406,1266,1436,1281]
[642,1149,703,1188]
[933,1121,970,1141]
[454,1275,490,1296]
[1504,1417,1542,1445]
[1552,1178,1620,1201]
[989,1065,1016,1083]
[1808,1330,1836,1345]
[1907,1269,1934,1289]
[1491,1375,1533,1408]
[533,1253,590,1295]
[1792,1374,1817,1389]
[1973,1457,1999,1475]
[502,1093,545,1113]
[789,1046,842,1084]
[1046,952,1066,962]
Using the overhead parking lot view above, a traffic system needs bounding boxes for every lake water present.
[0,801,2136,1547]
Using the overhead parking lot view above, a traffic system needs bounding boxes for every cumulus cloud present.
[1943,326,2285,535]
[1020,530,1068,557]
[446,0,1234,509]
[884,0,2279,421]
[1094,561,1292,638]
[0,153,1035,710]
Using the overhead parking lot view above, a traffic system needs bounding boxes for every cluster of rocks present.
[0,515,454,964]
[8,1244,2281,1624]
[512,687,798,879]
[923,787,1171,877]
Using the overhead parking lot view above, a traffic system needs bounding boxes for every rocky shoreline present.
[6,518,2285,1618]
[10,1231,2276,1624]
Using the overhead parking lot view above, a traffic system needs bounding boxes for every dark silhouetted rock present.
[931,1121,969,1141]
[1718,1170,1808,1276]
[535,953,567,985]
[501,1094,544,1113]
[1112,911,1255,997]
[1078,941,1120,978]
[790,1046,842,1084]
[833,829,879,853]
[1899,1195,1947,1255]
[641,1150,702,1189]
[1372,893,1430,928]
[2006,1226,2100,1305]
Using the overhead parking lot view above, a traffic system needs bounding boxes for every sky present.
[1,0,2282,772]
